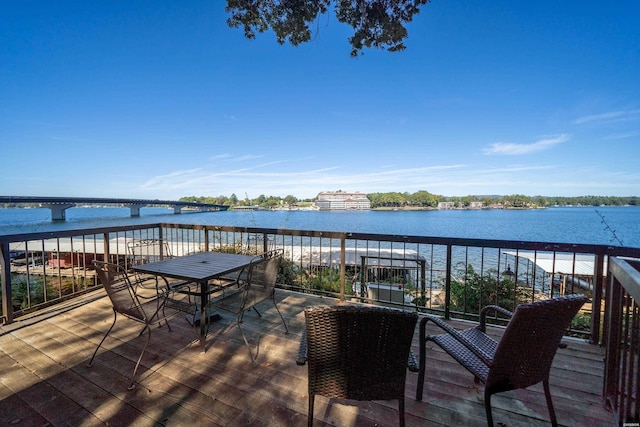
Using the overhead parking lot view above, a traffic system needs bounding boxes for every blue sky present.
[2,1,639,200]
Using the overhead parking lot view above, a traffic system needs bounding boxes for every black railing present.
[3,222,640,339]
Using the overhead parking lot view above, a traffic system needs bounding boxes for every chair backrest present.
[303,305,418,401]
[242,249,282,308]
[487,294,588,393]
[93,261,146,321]
[127,239,172,265]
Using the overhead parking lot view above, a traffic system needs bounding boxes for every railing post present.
[102,232,110,264]
[444,244,452,320]
[0,241,13,324]
[339,237,346,301]
[420,259,426,302]
[158,227,165,259]
[592,253,606,344]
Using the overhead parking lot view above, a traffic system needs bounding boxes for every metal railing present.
[3,222,640,340]
[603,256,640,423]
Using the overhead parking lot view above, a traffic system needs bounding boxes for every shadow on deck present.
[0,290,614,426]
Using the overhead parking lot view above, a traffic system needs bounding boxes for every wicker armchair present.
[88,260,176,390]
[296,305,419,427]
[416,294,588,427]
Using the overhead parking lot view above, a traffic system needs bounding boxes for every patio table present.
[132,251,254,352]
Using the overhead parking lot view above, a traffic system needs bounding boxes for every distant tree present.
[368,191,406,207]
[284,195,298,206]
[225,0,431,57]
[460,195,473,207]
[265,195,281,208]
[408,190,439,207]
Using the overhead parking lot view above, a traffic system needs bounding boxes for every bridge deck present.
[0,196,227,220]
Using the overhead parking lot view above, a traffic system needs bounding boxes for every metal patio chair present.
[127,239,201,312]
[296,305,419,427]
[126,239,184,291]
[416,294,589,427]
[126,239,172,266]
[88,260,176,390]
[207,249,289,362]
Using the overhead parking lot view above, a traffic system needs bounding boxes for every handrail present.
[603,257,640,423]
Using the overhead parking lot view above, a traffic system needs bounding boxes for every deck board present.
[0,289,615,426]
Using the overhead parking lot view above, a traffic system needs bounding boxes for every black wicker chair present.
[416,294,588,426]
[297,305,419,427]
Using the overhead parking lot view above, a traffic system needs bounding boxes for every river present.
[1,206,639,247]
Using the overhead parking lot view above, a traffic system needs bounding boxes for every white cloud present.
[602,131,640,141]
[574,109,640,125]
[484,134,570,155]
[232,154,264,162]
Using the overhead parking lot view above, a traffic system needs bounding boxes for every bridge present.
[0,196,228,220]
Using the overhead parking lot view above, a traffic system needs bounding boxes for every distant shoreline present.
[371,205,638,212]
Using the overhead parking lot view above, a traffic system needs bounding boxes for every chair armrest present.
[479,305,513,332]
[128,272,160,299]
[407,349,419,372]
[421,315,494,367]
[296,326,308,366]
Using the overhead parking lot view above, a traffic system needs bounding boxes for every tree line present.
[179,192,639,210]
[2,193,636,210]
[179,194,309,209]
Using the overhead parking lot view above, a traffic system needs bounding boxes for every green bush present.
[448,263,533,314]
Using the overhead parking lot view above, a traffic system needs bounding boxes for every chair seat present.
[431,326,497,381]
[168,278,238,317]
[209,287,247,313]
[173,277,239,296]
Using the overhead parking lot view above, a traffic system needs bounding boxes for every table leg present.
[199,280,207,352]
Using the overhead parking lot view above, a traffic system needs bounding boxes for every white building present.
[315,191,371,210]
[437,201,456,210]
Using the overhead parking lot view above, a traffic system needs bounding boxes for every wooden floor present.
[0,289,615,427]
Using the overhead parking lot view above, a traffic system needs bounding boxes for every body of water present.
[1,206,639,248]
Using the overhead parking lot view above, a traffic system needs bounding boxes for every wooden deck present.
[0,289,615,426]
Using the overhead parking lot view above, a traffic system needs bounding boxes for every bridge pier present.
[173,206,182,214]
[130,204,143,217]
[45,204,75,221]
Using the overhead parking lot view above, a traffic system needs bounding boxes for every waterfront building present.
[315,191,371,210]
[438,201,456,210]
